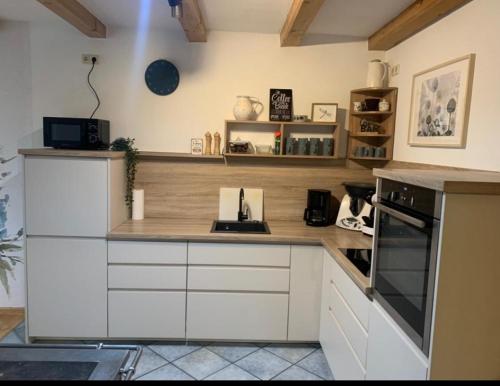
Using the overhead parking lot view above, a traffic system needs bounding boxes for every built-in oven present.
[372,178,442,356]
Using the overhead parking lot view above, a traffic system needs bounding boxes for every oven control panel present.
[379,179,441,219]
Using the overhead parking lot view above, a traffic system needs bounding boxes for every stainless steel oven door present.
[372,202,440,356]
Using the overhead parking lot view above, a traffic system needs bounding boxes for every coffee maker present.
[304,189,332,227]
[336,182,376,235]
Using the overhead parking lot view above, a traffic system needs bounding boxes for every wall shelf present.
[348,87,398,163]
[225,120,342,160]
[139,151,224,162]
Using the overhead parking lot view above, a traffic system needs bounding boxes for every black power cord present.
[87,56,101,119]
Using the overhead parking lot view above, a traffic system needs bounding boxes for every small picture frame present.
[191,138,203,155]
[311,103,338,123]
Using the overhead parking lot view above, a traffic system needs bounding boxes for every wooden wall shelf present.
[348,87,398,163]
[139,151,224,161]
[225,120,343,160]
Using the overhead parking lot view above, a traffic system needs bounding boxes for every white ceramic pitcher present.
[233,96,264,121]
[366,60,388,88]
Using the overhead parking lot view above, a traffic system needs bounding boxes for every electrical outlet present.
[82,54,100,65]
[391,64,400,77]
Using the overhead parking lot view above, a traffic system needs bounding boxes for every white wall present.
[29,24,381,152]
[0,21,32,307]
[386,0,500,171]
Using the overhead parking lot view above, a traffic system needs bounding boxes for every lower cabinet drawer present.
[188,243,290,267]
[188,266,289,292]
[327,280,368,366]
[320,307,366,380]
[108,265,186,290]
[186,292,288,341]
[108,291,186,339]
[325,250,370,330]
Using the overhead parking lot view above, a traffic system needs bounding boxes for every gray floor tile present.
[296,349,334,380]
[132,346,169,379]
[235,349,292,380]
[204,364,258,380]
[14,322,25,340]
[264,343,318,364]
[206,342,259,362]
[272,365,323,380]
[136,364,194,380]
[0,332,24,344]
[173,347,230,380]
[254,342,270,348]
[149,342,202,362]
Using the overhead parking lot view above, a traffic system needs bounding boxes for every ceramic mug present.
[379,99,390,112]
[322,138,334,156]
[353,102,363,112]
[297,138,309,155]
[285,138,296,155]
[309,138,321,156]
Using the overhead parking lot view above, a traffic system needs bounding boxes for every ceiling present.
[0,0,414,38]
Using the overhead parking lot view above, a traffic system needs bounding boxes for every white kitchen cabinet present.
[320,252,370,380]
[288,245,323,341]
[188,242,290,267]
[324,249,370,329]
[108,241,187,265]
[108,265,187,290]
[188,266,289,292]
[24,156,126,237]
[320,301,366,380]
[186,292,288,341]
[27,237,107,338]
[365,301,428,380]
[108,291,186,339]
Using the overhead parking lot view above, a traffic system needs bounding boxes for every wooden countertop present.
[374,168,500,194]
[18,148,125,159]
[108,218,373,294]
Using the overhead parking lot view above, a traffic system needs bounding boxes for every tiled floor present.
[0,322,334,381]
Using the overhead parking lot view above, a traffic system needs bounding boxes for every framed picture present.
[311,103,338,123]
[408,54,475,148]
[191,138,203,155]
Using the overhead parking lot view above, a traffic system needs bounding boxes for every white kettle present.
[366,60,388,88]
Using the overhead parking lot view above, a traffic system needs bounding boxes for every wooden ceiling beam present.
[37,0,106,38]
[178,0,207,43]
[280,0,325,47]
[368,0,472,51]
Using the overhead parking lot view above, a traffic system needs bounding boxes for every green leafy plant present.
[110,137,139,211]
[0,228,23,295]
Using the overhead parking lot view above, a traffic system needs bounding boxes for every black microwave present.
[43,117,110,150]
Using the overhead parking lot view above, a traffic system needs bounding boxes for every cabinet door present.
[109,291,186,339]
[366,301,428,380]
[27,237,107,338]
[288,246,323,341]
[186,292,288,341]
[25,157,108,237]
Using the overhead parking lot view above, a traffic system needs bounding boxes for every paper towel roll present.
[132,189,144,220]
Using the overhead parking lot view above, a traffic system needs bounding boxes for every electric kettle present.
[366,60,388,88]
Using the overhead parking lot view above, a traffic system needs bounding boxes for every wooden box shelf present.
[224,120,343,160]
[348,87,397,163]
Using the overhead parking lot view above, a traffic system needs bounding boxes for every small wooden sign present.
[269,89,293,121]
[191,138,203,155]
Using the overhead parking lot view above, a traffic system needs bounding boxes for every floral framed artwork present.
[408,54,475,148]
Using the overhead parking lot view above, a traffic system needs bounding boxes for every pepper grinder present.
[213,132,221,156]
[204,132,212,155]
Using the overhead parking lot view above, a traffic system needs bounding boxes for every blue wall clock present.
[145,59,180,96]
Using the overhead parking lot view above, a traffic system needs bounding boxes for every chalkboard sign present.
[269,89,293,121]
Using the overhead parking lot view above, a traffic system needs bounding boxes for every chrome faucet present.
[238,188,249,222]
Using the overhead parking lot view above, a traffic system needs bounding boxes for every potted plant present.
[110,138,139,214]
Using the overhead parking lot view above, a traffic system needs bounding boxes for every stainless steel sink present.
[211,220,270,234]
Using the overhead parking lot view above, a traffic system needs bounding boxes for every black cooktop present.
[339,248,372,278]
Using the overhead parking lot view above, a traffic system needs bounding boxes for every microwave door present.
[372,203,440,356]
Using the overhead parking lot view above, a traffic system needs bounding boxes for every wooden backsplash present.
[136,160,376,221]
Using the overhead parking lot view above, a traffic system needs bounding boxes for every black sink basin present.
[211,221,271,234]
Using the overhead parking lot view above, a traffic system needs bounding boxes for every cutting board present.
[219,188,264,221]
